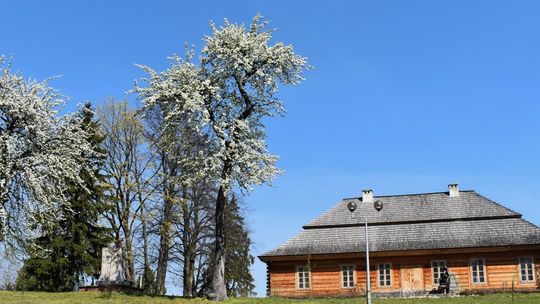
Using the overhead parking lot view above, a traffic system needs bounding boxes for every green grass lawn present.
[0,291,539,304]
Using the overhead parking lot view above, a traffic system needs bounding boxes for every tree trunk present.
[124,232,135,284]
[210,184,228,301]
[182,201,195,297]
[140,204,150,291]
[183,250,195,297]
[0,144,9,238]
[155,196,173,295]
[0,182,7,239]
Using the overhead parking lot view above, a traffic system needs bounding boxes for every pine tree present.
[195,193,255,298]
[16,103,111,291]
[224,194,255,297]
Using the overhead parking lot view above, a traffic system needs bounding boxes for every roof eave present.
[258,243,540,263]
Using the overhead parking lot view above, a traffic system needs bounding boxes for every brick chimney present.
[448,184,459,197]
[362,189,374,203]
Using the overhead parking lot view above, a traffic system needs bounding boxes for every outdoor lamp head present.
[374,200,383,212]
[347,201,357,213]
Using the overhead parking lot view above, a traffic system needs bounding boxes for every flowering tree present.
[0,56,96,244]
[135,15,309,300]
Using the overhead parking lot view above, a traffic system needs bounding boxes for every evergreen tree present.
[196,194,255,297]
[141,265,156,295]
[16,103,111,291]
[224,194,255,297]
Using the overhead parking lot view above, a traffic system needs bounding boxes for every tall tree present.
[176,179,216,297]
[135,15,309,300]
[0,56,97,245]
[143,102,177,295]
[97,99,155,284]
[151,111,179,296]
[143,95,216,295]
[15,103,111,291]
[139,200,156,295]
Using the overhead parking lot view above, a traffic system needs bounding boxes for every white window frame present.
[378,263,392,288]
[296,265,311,290]
[340,264,356,288]
[470,258,487,285]
[431,260,447,285]
[518,256,535,283]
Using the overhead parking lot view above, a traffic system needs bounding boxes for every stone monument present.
[97,246,131,287]
[80,246,136,292]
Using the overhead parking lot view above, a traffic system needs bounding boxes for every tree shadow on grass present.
[97,291,197,301]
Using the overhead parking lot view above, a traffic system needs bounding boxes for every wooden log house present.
[259,184,540,297]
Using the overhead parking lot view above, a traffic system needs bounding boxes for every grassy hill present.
[0,291,539,304]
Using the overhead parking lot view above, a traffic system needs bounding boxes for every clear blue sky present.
[2,0,540,297]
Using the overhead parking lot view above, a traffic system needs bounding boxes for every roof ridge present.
[302,214,523,229]
[342,190,476,201]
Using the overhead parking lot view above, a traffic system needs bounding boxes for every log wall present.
[266,249,540,297]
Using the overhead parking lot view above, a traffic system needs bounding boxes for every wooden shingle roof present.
[261,190,540,258]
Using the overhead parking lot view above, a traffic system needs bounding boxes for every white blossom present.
[0,56,97,242]
[135,15,310,193]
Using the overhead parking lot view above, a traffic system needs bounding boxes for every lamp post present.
[347,200,384,304]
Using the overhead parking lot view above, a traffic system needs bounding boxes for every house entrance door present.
[400,265,425,294]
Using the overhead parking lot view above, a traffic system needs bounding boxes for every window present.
[519,257,535,283]
[378,263,392,287]
[432,260,446,284]
[297,266,310,289]
[470,258,486,284]
[341,265,355,288]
